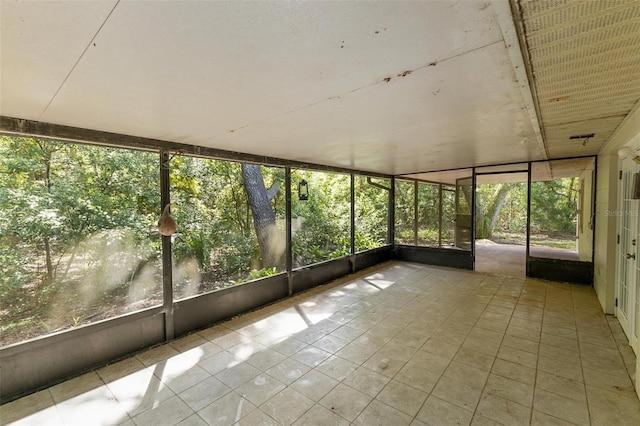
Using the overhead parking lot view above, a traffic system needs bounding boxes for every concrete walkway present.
[475,242,580,277]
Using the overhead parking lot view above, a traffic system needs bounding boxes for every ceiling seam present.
[508,0,550,160]
[38,0,121,120]
[206,39,504,141]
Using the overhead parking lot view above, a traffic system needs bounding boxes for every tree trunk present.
[476,184,512,240]
[241,164,280,268]
[488,184,512,236]
[43,237,53,285]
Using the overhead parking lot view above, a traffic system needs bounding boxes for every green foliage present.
[395,180,415,244]
[0,137,162,345]
[355,177,389,251]
[531,178,578,236]
[292,170,351,266]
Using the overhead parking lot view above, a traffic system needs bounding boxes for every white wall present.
[596,101,640,398]
[594,153,618,314]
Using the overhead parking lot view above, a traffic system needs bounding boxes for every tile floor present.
[2,261,640,426]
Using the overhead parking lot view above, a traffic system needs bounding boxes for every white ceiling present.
[1,1,638,176]
[0,0,546,175]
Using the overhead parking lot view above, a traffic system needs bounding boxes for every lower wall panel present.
[354,245,394,271]
[291,257,353,294]
[0,308,165,403]
[527,257,594,285]
[394,245,474,270]
[173,274,289,336]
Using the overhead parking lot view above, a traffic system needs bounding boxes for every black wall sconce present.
[298,179,309,200]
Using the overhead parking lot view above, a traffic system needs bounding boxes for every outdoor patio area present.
[2,261,638,426]
[475,242,581,277]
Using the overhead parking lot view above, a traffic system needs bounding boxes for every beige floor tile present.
[215,362,261,389]
[197,350,241,375]
[533,388,590,425]
[234,409,279,426]
[393,362,440,393]
[416,395,473,426]
[586,384,640,414]
[589,402,640,426]
[198,391,256,425]
[270,337,307,356]
[158,363,211,394]
[536,370,586,403]
[541,333,580,352]
[331,324,364,341]
[212,330,250,349]
[431,376,483,411]
[476,393,531,425]
[291,404,350,426]
[312,334,350,354]
[442,360,489,389]
[179,376,231,411]
[391,329,429,347]
[484,373,534,407]
[485,304,515,316]
[0,390,58,425]
[235,373,285,406]
[506,324,541,342]
[461,335,501,357]
[315,355,358,381]
[542,324,578,340]
[531,410,576,426]
[510,316,541,331]
[245,348,287,371]
[497,345,537,369]
[290,369,339,401]
[136,344,181,367]
[265,358,310,385]
[97,356,149,383]
[48,371,104,404]
[537,355,583,383]
[430,329,468,346]
[475,318,509,333]
[408,350,451,374]
[362,351,407,377]
[583,367,636,396]
[342,366,391,397]
[319,383,372,422]
[176,414,207,426]
[260,387,314,425]
[354,399,413,426]
[131,395,193,426]
[380,340,420,360]
[470,415,502,426]
[452,347,495,371]
[105,367,175,417]
[376,380,428,416]
[335,341,377,364]
[290,345,332,367]
[420,338,459,359]
[491,358,536,385]
[170,333,209,352]
[501,334,540,354]
[539,342,581,364]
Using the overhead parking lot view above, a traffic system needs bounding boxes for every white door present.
[616,157,639,351]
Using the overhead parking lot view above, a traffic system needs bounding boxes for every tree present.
[475,183,513,239]
[241,163,281,268]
